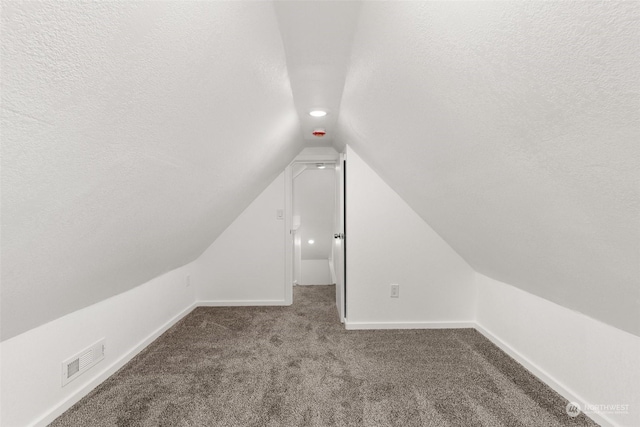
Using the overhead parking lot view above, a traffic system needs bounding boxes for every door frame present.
[335,152,347,322]
[284,151,340,306]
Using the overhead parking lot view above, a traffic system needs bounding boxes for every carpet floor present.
[51,285,597,426]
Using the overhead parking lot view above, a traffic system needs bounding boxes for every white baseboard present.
[29,299,287,425]
[31,303,197,427]
[474,324,615,427]
[345,320,475,330]
[29,306,617,427]
[198,300,288,306]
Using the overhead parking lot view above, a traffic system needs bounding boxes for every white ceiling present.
[337,1,640,336]
[273,1,360,147]
[2,1,638,339]
[1,1,304,340]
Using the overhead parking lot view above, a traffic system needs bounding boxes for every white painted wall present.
[293,168,335,260]
[293,229,302,285]
[0,262,196,427]
[345,146,476,328]
[194,173,286,304]
[4,152,636,426]
[300,259,332,285]
[476,273,640,427]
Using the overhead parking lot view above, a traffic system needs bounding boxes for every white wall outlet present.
[390,284,399,298]
[276,209,284,220]
[186,275,191,287]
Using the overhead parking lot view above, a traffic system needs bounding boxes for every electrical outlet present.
[186,275,191,287]
[390,284,399,298]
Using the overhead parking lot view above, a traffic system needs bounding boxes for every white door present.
[334,153,346,322]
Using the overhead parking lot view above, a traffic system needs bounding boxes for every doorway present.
[285,154,346,323]
[293,163,336,286]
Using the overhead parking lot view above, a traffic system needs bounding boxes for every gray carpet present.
[52,285,597,426]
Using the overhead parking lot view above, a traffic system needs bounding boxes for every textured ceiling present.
[2,1,638,340]
[1,2,303,340]
[336,1,640,336]
[273,1,360,146]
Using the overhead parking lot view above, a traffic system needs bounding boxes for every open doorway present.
[285,151,346,323]
[292,163,336,286]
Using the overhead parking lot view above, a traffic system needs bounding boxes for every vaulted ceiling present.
[336,1,639,336]
[2,1,638,340]
[1,2,306,340]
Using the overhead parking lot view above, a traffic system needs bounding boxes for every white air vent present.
[62,339,105,386]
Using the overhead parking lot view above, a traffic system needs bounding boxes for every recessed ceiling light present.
[308,239,315,244]
[309,110,327,117]
[316,163,326,169]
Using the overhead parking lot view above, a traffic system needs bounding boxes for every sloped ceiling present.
[1,2,305,340]
[336,1,640,335]
[273,1,360,147]
[2,1,638,340]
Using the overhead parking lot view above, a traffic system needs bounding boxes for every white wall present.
[6,149,636,427]
[476,273,640,427]
[293,168,336,260]
[293,229,302,285]
[194,173,287,304]
[345,146,476,328]
[300,259,332,285]
[0,262,196,427]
